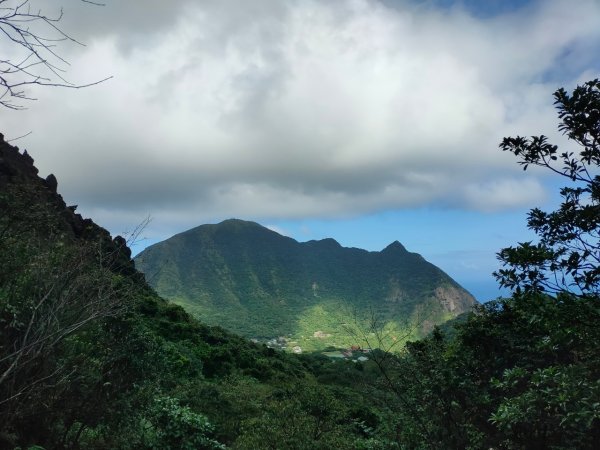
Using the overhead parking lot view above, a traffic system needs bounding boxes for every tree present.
[141,396,225,450]
[0,0,109,110]
[495,79,600,297]
[362,80,600,449]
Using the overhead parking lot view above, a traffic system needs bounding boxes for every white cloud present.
[3,0,599,234]
[461,178,547,212]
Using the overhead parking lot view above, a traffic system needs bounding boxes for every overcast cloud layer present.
[3,0,600,235]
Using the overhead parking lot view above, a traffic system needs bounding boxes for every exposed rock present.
[0,138,40,182]
[0,132,140,280]
[45,173,58,192]
[114,235,132,259]
[435,285,475,313]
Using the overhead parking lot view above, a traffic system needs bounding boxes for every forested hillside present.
[135,219,476,350]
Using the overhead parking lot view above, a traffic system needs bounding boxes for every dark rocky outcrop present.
[0,132,138,278]
[45,173,58,192]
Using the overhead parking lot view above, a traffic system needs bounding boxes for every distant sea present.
[462,279,510,303]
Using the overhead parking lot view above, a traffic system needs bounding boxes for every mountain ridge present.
[135,218,476,350]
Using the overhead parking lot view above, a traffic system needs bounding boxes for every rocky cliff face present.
[0,133,137,277]
[435,285,475,313]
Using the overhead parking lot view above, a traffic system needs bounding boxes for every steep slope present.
[0,134,374,448]
[135,219,476,349]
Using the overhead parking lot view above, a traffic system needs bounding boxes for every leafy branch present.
[495,79,600,297]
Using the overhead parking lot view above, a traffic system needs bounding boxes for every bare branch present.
[5,130,31,141]
[0,0,108,109]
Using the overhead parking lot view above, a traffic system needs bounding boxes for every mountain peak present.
[382,240,408,253]
[218,218,262,228]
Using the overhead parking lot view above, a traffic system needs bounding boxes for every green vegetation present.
[134,219,475,350]
[2,79,599,449]
[0,138,386,448]
[361,79,600,448]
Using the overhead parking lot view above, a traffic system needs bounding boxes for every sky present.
[2,0,599,301]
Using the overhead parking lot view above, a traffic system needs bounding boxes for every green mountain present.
[135,219,476,350]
